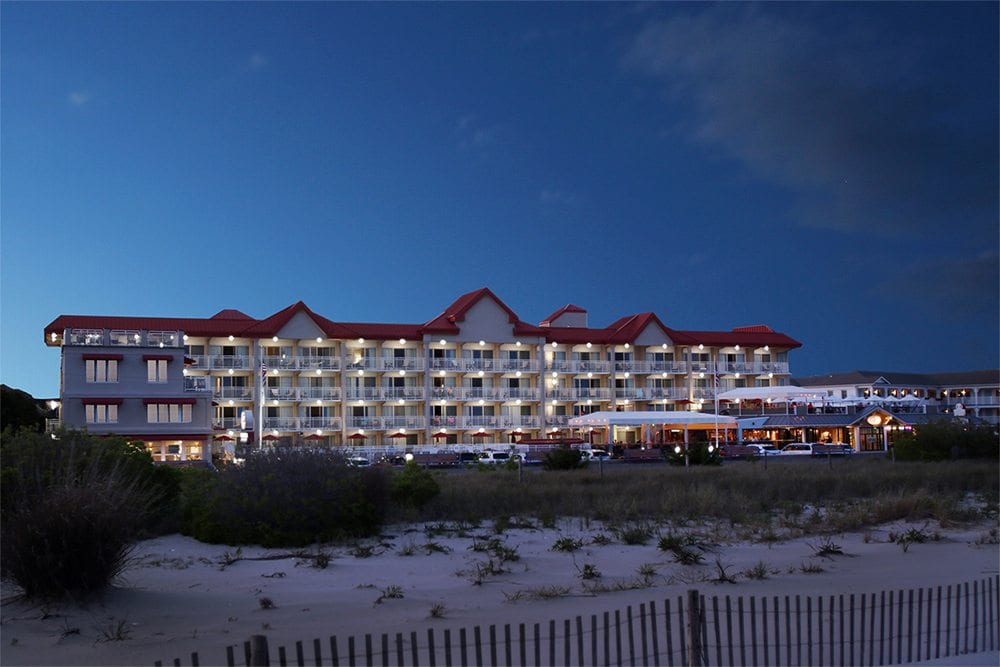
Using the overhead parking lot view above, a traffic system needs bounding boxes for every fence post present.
[687,589,703,667]
[250,635,270,667]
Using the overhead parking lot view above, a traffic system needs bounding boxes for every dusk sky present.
[2,2,997,399]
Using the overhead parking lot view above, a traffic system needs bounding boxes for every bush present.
[893,421,999,461]
[666,442,722,466]
[392,462,441,509]
[181,448,390,547]
[542,447,586,471]
[1,430,166,599]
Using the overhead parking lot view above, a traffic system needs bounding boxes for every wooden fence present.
[156,575,998,667]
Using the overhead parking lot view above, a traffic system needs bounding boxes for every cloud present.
[68,91,91,107]
[247,53,268,70]
[872,252,1000,319]
[623,6,998,240]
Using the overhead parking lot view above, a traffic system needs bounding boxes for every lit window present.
[147,403,192,423]
[85,359,118,383]
[147,359,168,383]
[85,404,118,424]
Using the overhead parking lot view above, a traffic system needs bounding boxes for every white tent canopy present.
[715,386,825,402]
[567,410,737,428]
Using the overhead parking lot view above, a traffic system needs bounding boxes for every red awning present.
[82,353,123,361]
[143,397,198,405]
[432,431,449,439]
[388,432,408,439]
[262,434,280,441]
[303,434,326,441]
[81,397,124,405]
[347,433,367,440]
[213,435,234,441]
[471,431,490,438]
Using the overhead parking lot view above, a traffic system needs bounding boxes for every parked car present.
[808,443,854,456]
[780,443,814,456]
[580,448,611,461]
[347,456,371,467]
[746,442,782,456]
[479,451,518,464]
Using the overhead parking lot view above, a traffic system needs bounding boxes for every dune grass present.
[411,459,997,534]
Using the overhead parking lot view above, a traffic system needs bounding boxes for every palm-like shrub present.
[1,431,166,599]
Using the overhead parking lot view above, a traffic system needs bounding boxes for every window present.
[147,403,192,423]
[86,404,118,424]
[147,359,168,383]
[86,359,118,383]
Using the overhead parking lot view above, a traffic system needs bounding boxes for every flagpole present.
[713,364,720,451]
[257,342,264,451]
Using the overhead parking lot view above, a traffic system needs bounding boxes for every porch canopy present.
[568,410,737,428]
[716,386,825,402]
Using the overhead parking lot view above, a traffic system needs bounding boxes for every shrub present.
[665,442,722,466]
[180,448,389,547]
[893,421,999,461]
[1,431,166,599]
[542,448,586,471]
[391,462,440,509]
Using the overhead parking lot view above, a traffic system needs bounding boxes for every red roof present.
[540,304,587,326]
[43,288,801,350]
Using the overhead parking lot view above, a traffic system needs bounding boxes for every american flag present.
[260,358,268,384]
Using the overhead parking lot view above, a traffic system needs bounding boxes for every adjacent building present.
[43,288,801,461]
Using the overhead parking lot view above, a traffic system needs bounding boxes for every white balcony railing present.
[381,416,426,430]
[459,416,500,429]
[346,417,383,430]
[184,376,211,392]
[298,356,341,371]
[263,417,298,431]
[498,416,540,428]
[66,329,105,346]
[212,418,242,430]
[381,387,425,401]
[380,357,425,372]
[298,417,342,430]
[345,388,383,401]
[109,330,143,346]
[215,387,253,400]
[299,387,342,401]
[210,355,251,370]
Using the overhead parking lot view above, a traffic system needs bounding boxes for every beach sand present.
[2,517,997,666]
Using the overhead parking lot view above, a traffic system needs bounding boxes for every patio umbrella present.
[213,435,234,441]
[303,434,325,441]
[431,431,449,440]
[471,431,490,438]
[262,434,279,441]
[347,433,367,441]
[388,432,407,439]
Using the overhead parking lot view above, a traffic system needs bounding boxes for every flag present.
[260,358,268,385]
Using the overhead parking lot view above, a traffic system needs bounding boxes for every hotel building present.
[43,288,802,462]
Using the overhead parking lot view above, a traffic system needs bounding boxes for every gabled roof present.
[423,287,545,336]
[210,309,253,320]
[540,304,586,326]
[238,302,356,339]
[794,370,1000,388]
[671,328,802,349]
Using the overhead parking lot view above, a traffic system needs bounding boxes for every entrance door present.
[859,426,884,452]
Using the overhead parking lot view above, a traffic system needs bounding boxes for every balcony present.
[500,388,540,401]
[212,417,241,430]
[66,329,106,346]
[298,356,341,371]
[185,355,208,369]
[299,417,342,430]
[643,387,688,401]
[264,387,298,401]
[459,416,500,429]
[634,361,688,374]
[498,416,540,429]
[459,358,498,373]
[546,388,576,401]
[455,387,501,401]
[346,417,383,430]
[109,330,143,346]
[345,388,383,401]
[380,357,425,372]
[545,415,571,427]
[215,387,253,401]
[429,358,461,372]
[345,358,380,372]
[497,359,541,373]
[614,388,641,400]
[183,376,211,392]
[299,387,342,401]
[210,355,251,370]
[381,387,425,401]
[263,417,298,431]
[147,331,182,348]
[381,416,427,430]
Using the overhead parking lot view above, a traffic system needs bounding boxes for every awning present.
[716,386,825,402]
[142,354,174,362]
[388,432,408,439]
[262,434,280,441]
[471,431,490,438]
[347,433,367,440]
[213,435,234,441]
[80,397,124,405]
[568,410,737,428]
[303,434,326,441]
[431,431,449,439]
[82,353,123,361]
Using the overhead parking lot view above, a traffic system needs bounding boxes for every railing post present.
[687,589,703,667]
[249,634,270,667]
